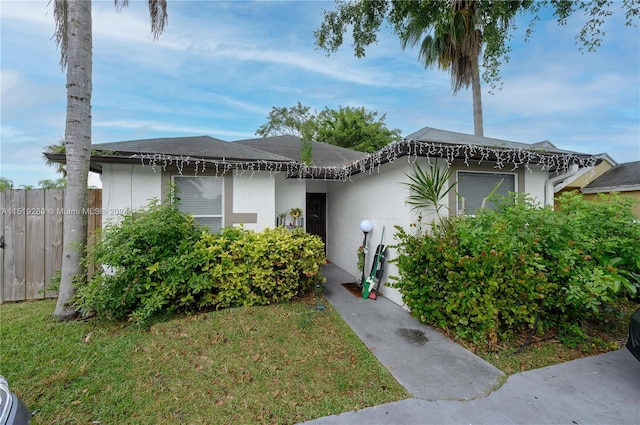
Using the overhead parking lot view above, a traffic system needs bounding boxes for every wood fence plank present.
[45,189,64,299]
[3,190,26,302]
[1,190,5,303]
[87,189,102,280]
[0,188,101,302]
[26,190,46,300]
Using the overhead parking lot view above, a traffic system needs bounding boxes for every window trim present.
[172,175,224,231]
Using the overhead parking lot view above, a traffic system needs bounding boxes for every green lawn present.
[0,297,409,424]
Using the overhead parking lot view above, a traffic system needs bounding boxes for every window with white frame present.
[173,176,223,233]
[457,171,516,215]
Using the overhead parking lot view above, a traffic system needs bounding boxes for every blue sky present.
[1,0,639,187]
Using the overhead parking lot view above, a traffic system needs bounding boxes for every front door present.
[306,193,326,251]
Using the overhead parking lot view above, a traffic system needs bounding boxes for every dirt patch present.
[341,282,384,299]
[341,282,363,298]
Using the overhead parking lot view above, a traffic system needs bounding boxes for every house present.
[581,161,640,218]
[553,153,617,207]
[44,127,602,307]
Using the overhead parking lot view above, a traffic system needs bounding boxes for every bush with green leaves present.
[75,200,326,325]
[75,199,202,322]
[189,226,326,310]
[392,192,639,349]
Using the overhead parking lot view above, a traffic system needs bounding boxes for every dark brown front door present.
[306,193,326,251]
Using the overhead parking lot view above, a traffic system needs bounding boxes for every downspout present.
[544,164,580,207]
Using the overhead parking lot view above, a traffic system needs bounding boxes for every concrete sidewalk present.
[301,263,640,424]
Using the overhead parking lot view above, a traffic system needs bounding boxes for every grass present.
[0,295,410,424]
[474,300,637,374]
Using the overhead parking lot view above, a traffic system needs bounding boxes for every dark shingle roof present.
[43,126,603,180]
[583,161,640,193]
[233,135,366,166]
[405,127,582,155]
[92,136,292,162]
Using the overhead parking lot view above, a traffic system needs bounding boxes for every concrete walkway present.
[301,263,640,424]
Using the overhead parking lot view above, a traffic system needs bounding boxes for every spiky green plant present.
[401,161,457,220]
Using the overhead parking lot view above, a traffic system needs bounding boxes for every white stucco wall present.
[101,163,162,224]
[524,164,549,206]
[306,180,328,193]
[232,171,276,231]
[325,159,431,307]
[324,158,552,307]
[274,174,306,226]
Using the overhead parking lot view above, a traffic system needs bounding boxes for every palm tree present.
[39,178,67,189]
[0,177,14,191]
[52,0,167,320]
[400,1,484,136]
[43,140,68,177]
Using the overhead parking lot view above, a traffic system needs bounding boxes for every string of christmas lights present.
[129,138,601,181]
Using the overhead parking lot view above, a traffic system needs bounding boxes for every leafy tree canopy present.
[256,102,401,153]
[314,0,639,90]
[256,102,315,138]
[316,106,402,152]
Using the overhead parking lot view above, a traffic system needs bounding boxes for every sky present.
[1,0,639,188]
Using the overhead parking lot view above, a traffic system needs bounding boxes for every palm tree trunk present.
[54,0,92,321]
[470,55,483,137]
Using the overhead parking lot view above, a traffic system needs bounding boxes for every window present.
[457,171,516,215]
[173,176,223,233]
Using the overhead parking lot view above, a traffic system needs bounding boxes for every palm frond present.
[401,161,457,219]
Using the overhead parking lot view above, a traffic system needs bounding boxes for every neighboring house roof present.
[554,153,617,193]
[582,161,640,193]
[233,135,365,167]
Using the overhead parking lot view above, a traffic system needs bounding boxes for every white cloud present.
[1,0,638,188]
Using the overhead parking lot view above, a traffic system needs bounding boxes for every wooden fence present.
[0,189,101,303]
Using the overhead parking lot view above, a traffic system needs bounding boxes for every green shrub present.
[75,198,202,322]
[189,226,326,310]
[75,201,326,325]
[392,192,639,349]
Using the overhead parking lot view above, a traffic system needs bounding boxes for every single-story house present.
[581,161,640,218]
[45,126,602,307]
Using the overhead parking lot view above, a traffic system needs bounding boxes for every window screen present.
[173,176,223,233]
[457,172,515,215]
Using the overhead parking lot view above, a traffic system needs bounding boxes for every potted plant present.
[277,211,286,227]
[290,207,303,227]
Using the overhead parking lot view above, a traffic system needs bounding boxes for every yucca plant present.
[401,161,457,220]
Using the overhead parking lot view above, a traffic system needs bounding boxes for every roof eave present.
[44,153,103,174]
[341,140,601,177]
[582,184,640,194]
